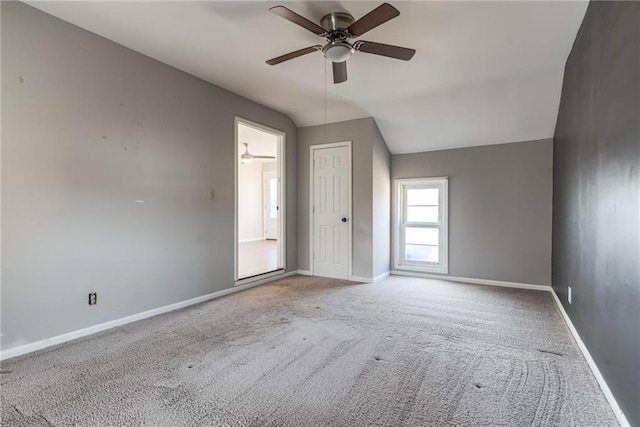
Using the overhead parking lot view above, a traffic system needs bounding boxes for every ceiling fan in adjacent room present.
[266,3,416,84]
[240,142,275,164]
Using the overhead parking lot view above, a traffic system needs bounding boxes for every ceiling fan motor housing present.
[320,12,355,32]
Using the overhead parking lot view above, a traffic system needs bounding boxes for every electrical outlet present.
[88,292,97,306]
[568,286,572,304]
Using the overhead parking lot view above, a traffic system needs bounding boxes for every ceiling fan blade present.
[333,61,348,84]
[347,3,399,37]
[269,6,326,36]
[266,46,321,66]
[252,155,277,159]
[355,41,416,61]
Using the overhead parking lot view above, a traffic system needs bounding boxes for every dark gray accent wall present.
[1,2,297,353]
[392,139,553,285]
[552,1,640,424]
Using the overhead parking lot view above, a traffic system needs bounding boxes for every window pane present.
[405,227,439,246]
[407,188,439,206]
[405,244,439,263]
[406,206,438,223]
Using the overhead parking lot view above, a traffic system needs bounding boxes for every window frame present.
[393,177,449,274]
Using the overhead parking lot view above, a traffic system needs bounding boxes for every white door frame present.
[234,117,286,284]
[309,141,352,280]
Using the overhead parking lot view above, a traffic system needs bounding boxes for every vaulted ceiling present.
[26,1,588,154]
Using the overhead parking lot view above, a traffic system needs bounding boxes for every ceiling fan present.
[266,3,416,84]
[240,142,276,164]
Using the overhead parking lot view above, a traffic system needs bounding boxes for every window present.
[394,177,448,274]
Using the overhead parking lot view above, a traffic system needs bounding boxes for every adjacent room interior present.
[1,1,638,426]
[236,120,283,280]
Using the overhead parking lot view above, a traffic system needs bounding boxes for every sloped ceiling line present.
[26,1,588,154]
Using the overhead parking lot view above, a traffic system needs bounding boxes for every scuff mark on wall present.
[135,121,144,150]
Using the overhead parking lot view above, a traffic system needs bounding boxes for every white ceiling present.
[26,1,587,154]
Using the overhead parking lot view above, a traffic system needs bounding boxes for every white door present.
[263,171,278,240]
[313,145,350,280]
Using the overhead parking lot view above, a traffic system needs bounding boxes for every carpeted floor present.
[1,275,618,426]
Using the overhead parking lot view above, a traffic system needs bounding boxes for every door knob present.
[341,217,348,222]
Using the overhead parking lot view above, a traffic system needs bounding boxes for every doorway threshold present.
[235,269,286,287]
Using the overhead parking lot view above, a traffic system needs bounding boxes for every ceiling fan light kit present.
[240,142,255,164]
[266,3,416,84]
[322,41,354,63]
[240,153,253,164]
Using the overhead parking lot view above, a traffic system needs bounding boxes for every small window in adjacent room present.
[394,177,448,274]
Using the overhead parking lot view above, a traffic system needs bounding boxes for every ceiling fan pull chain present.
[324,58,327,133]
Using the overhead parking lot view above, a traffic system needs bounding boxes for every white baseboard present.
[238,237,264,243]
[297,271,382,283]
[373,271,391,283]
[550,291,630,426]
[296,271,389,283]
[0,272,291,361]
[390,270,551,292]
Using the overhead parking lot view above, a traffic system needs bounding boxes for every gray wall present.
[372,122,391,278]
[297,118,375,279]
[552,1,640,424]
[392,139,553,285]
[1,2,297,352]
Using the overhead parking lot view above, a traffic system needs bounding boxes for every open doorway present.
[235,118,285,281]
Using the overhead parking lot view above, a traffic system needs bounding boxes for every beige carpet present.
[1,275,618,426]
